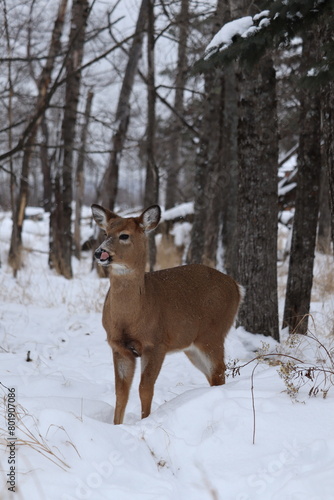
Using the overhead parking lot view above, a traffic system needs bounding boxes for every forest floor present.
[0,207,333,500]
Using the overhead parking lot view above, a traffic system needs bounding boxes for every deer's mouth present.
[94,248,113,266]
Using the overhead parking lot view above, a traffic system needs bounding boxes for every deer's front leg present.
[113,350,136,424]
[139,347,165,419]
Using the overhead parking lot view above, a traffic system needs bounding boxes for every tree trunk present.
[74,90,93,259]
[8,0,68,275]
[320,6,334,250]
[165,0,189,210]
[236,54,279,340]
[188,1,229,265]
[49,0,89,279]
[99,0,149,210]
[144,0,158,271]
[322,81,334,249]
[40,114,52,213]
[282,32,322,335]
[317,166,332,254]
[221,62,239,277]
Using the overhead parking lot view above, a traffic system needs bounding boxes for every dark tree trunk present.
[144,0,158,271]
[165,0,189,210]
[322,81,334,248]
[74,90,93,259]
[188,1,230,265]
[8,0,68,275]
[317,166,332,254]
[99,0,149,210]
[236,55,279,340]
[320,5,334,250]
[221,62,239,277]
[282,32,322,335]
[49,0,89,279]
[40,115,52,213]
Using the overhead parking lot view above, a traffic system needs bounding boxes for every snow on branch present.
[204,11,270,60]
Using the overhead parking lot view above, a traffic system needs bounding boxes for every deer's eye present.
[119,234,129,241]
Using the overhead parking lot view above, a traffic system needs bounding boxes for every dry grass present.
[0,392,80,472]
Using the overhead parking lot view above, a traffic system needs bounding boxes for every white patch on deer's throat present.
[111,263,132,275]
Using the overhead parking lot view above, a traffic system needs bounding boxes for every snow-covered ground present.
[0,208,333,500]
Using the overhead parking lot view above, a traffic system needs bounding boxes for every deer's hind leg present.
[184,342,225,386]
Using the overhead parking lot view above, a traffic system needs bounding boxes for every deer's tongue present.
[100,251,110,261]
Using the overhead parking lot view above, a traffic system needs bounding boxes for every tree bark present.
[282,32,322,335]
[165,0,189,210]
[49,0,89,278]
[317,166,332,254]
[221,62,239,277]
[322,81,334,249]
[236,55,279,340]
[144,0,158,271]
[99,0,149,210]
[40,114,52,212]
[73,90,93,259]
[8,0,68,275]
[320,6,334,251]
[188,0,229,265]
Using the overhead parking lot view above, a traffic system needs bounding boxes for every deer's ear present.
[91,204,117,230]
[139,205,161,233]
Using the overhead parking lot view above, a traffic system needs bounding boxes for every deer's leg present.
[113,350,136,425]
[139,348,165,419]
[184,342,226,386]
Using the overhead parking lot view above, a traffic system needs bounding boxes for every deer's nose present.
[94,248,102,260]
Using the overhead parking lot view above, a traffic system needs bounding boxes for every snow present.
[1,209,334,500]
[204,11,271,60]
[162,202,194,221]
[278,181,297,197]
[205,17,253,58]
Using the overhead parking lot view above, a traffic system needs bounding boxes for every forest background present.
[0,0,333,342]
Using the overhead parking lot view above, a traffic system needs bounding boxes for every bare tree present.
[7,0,68,276]
[49,0,89,278]
[165,0,189,209]
[144,0,159,271]
[282,27,325,334]
[74,90,94,259]
[99,0,149,210]
[187,1,227,265]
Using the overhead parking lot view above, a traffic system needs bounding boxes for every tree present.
[49,0,89,278]
[74,90,94,260]
[165,0,189,210]
[144,0,159,271]
[98,0,149,210]
[320,6,334,250]
[187,1,228,266]
[7,0,68,276]
[281,29,324,335]
[236,52,279,340]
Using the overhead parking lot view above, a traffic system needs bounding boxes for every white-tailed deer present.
[92,204,243,424]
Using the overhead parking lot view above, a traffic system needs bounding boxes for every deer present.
[91,203,243,424]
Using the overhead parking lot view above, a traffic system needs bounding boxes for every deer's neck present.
[109,270,146,307]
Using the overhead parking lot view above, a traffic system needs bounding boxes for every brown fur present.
[91,204,242,424]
